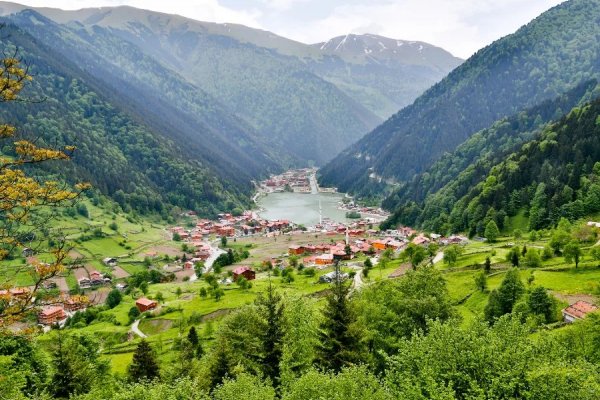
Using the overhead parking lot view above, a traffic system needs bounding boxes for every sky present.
[11,0,565,58]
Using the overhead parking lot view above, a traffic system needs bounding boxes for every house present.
[38,306,67,325]
[115,283,128,291]
[232,266,256,281]
[63,297,86,312]
[372,240,388,251]
[102,257,117,266]
[315,253,334,266]
[412,235,431,245]
[288,245,305,255]
[78,277,91,289]
[319,270,349,283]
[586,221,600,228]
[22,247,34,257]
[183,261,194,270]
[136,297,158,313]
[562,301,598,323]
[90,271,105,286]
[43,281,57,290]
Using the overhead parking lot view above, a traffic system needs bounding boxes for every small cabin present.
[232,266,256,281]
[135,297,158,313]
[562,300,598,323]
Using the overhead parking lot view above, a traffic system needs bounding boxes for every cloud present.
[13,0,264,28]
[13,0,565,57]
[271,0,565,58]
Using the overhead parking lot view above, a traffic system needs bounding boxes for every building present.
[319,270,349,283]
[63,297,86,312]
[232,266,256,281]
[288,245,305,255]
[135,297,158,313]
[38,306,67,325]
[315,253,334,266]
[103,257,118,266]
[22,247,34,257]
[78,277,91,289]
[562,300,598,323]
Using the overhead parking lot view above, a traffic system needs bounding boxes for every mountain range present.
[0,2,461,165]
[0,1,461,216]
[319,0,600,206]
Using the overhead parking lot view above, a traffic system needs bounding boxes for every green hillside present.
[0,2,461,165]
[382,79,600,232]
[0,21,255,216]
[320,0,600,196]
[385,95,600,235]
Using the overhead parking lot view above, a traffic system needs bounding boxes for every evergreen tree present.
[255,280,285,387]
[484,256,492,274]
[187,326,199,347]
[484,220,500,242]
[316,264,362,372]
[105,288,122,309]
[50,334,77,398]
[527,286,555,323]
[485,268,525,323]
[128,340,160,382]
[210,345,230,388]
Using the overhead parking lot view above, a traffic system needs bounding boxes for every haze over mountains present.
[0,1,461,216]
[0,2,461,162]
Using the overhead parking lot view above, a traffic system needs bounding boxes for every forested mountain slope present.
[0,22,254,217]
[310,34,462,118]
[4,10,285,173]
[0,2,461,164]
[319,0,600,195]
[385,95,600,236]
[382,79,600,231]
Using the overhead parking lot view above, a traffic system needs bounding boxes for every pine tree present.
[187,326,199,347]
[50,334,77,398]
[484,220,500,243]
[315,263,362,372]
[255,279,284,387]
[128,340,160,382]
[210,345,230,388]
[484,256,492,274]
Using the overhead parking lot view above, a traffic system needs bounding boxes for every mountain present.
[0,18,268,217]
[319,0,600,196]
[381,79,600,234]
[385,95,600,236]
[0,2,461,164]
[310,34,463,118]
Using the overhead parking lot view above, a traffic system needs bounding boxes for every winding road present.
[130,319,147,338]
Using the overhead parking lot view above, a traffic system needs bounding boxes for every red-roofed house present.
[562,300,598,323]
[136,298,158,313]
[232,266,256,281]
[38,306,67,325]
[288,245,305,255]
[315,253,334,266]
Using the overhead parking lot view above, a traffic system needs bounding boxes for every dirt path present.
[551,292,597,305]
[130,319,147,338]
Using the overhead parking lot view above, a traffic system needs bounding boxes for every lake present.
[257,192,350,226]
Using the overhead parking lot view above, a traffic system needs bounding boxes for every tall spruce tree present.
[128,340,160,382]
[315,263,362,372]
[187,326,199,347]
[255,279,285,387]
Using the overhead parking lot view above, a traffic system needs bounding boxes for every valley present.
[1,0,600,399]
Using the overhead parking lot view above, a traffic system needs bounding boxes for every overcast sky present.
[12,0,565,58]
